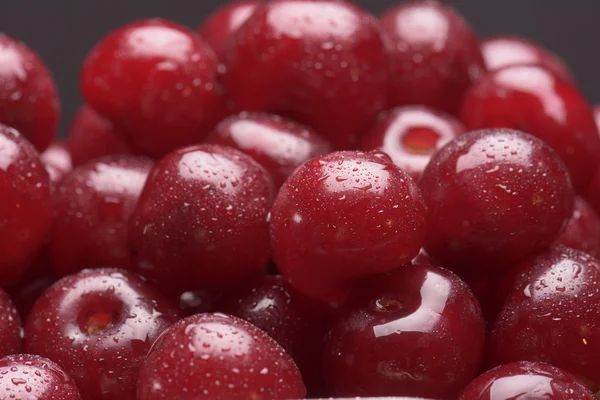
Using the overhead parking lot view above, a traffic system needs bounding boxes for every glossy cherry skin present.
[359,106,466,182]
[0,34,59,152]
[66,105,130,167]
[420,128,574,279]
[40,143,73,186]
[0,354,82,400]
[0,289,22,358]
[556,196,600,257]
[129,144,274,293]
[460,65,600,191]
[197,0,260,61]
[0,124,52,285]
[136,313,306,400]
[81,19,228,158]
[179,289,222,316]
[323,263,485,399]
[205,112,331,187]
[458,361,595,400]
[481,35,574,82]
[48,155,153,276]
[218,275,330,395]
[224,0,388,149]
[271,150,427,303]
[5,261,56,320]
[380,0,485,116]
[25,268,181,400]
[487,247,600,390]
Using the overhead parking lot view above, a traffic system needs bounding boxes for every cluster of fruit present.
[1,0,599,399]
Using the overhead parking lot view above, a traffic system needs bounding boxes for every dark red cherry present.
[323,263,485,399]
[197,0,260,61]
[583,105,600,215]
[420,128,574,279]
[487,247,600,391]
[40,142,73,186]
[481,35,574,82]
[0,288,22,358]
[129,144,274,293]
[359,106,466,182]
[205,112,331,187]
[556,196,600,257]
[0,34,59,152]
[270,150,427,303]
[179,289,222,316]
[218,275,330,395]
[136,313,306,400]
[380,0,485,115]
[0,354,82,400]
[81,19,228,158]
[0,124,52,285]
[460,65,600,191]
[5,261,56,320]
[458,361,595,400]
[224,0,388,149]
[48,155,153,276]
[66,105,130,167]
[25,268,181,400]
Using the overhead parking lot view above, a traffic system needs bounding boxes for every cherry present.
[179,289,222,316]
[66,105,130,167]
[458,361,595,400]
[359,106,466,182]
[583,105,600,215]
[25,268,181,400]
[205,112,331,187]
[556,196,600,257]
[486,246,600,391]
[40,143,73,186]
[323,263,485,399]
[5,261,56,320]
[223,0,388,149]
[0,124,52,285]
[270,150,427,303]
[129,144,274,293]
[481,35,574,82]
[136,312,306,400]
[0,34,59,152]
[0,288,22,358]
[419,128,574,279]
[218,275,330,395]
[197,0,260,61]
[380,0,485,116]
[48,155,153,276]
[460,65,600,191]
[81,19,228,158]
[0,354,82,400]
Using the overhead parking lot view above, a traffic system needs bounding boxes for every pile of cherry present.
[2,0,600,399]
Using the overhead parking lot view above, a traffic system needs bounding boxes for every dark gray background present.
[1,0,598,134]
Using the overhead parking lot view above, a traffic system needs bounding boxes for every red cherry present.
[218,275,330,395]
[40,142,73,186]
[583,105,600,214]
[48,155,153,277]
[460,65,600,191]
[556,196,600,257]
[81,19,228,158]
[481,35,574,82]
[359,106,466,182]
[0,288,22,358]
[458,361,595,400]
[0,354,82,400]
[5,261,56,320]
[487,246,600,391]
[223,0,388,149]
[179,289,222,316]
[66,105,130,167]
[380,0,485,115]
[136,313,306,400]
[270,150,427,303]
[420,128,574,279]
[129,144,274,293]
[0,34,59,152]
[0,124,52,285]
[25,268,181,400]
[323,263,485,399]
[205,112,331,187]
[197,0,260,61]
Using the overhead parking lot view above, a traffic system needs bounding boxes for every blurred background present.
[1,0,599,134]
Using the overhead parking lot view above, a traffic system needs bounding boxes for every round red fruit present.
[556,196,600,257]
[40,142,73,186]
[0,289,21,358]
